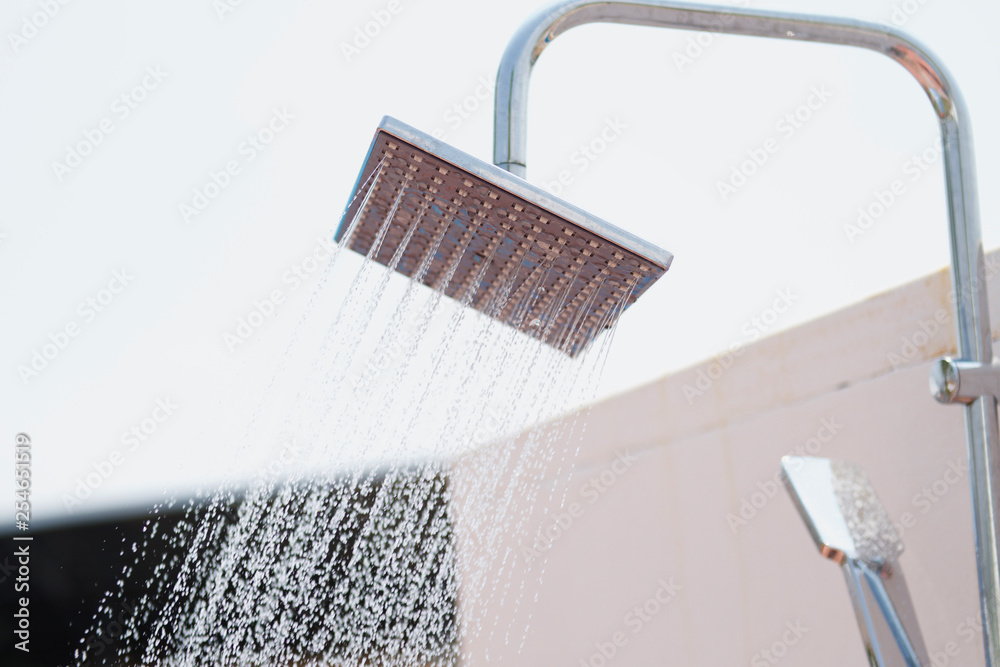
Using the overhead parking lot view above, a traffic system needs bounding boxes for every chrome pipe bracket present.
[931,357,1000,404]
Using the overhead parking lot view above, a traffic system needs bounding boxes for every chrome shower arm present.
[493,3,1000,665]
[493,0,988,364]
[493,2,959,176]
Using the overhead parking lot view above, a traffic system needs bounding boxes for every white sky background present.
[2,0,998,525]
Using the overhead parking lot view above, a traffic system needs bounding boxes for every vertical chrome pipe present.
[493,3,999,663]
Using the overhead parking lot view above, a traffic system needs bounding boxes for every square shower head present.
[335,116,673,357]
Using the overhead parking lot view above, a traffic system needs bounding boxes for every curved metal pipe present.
[493,2,999,664]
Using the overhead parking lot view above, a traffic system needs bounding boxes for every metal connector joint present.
[930,357,1000,405]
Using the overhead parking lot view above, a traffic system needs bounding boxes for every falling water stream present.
[76,171,635,666]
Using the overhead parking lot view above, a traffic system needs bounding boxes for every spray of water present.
[75,175,635,666]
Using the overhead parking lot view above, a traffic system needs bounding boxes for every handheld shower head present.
[783,456,930,666]
[335,116,672,357]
